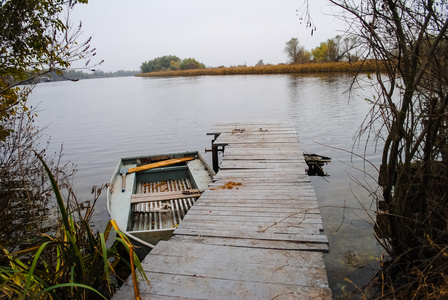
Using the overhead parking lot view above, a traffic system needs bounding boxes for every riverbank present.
[136,60,380,77]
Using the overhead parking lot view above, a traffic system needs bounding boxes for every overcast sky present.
[70,0,346,72]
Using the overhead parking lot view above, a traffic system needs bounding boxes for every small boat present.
[106,151,215,248]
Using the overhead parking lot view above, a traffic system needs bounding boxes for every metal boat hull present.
[106,151,214,247]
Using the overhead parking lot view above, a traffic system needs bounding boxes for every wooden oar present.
[127,157,194,173]
[120,157,195,192]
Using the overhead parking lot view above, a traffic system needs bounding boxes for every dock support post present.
[211,144,219,173]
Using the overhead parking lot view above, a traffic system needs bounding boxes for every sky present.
[70,0,347,72]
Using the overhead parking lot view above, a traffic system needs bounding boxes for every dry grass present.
[136,60,381,77]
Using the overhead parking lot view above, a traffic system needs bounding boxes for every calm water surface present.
[30,74,383,297]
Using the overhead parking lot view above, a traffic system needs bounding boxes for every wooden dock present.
[114,121,331,299]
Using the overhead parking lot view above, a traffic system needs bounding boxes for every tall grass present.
[0,153,148,299]
[137,60,382,77]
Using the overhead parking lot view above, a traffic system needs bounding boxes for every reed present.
[136,60,381,77]
[0,153,148,299]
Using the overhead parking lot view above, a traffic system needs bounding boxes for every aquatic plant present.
[0,153,148,299]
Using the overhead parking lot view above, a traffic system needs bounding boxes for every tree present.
[140,55,181,73]
[327,35,361,62]
[327,38,339,62]
[285,38,300,63]
[328,0,448,297]
[170,60,181,71]
[311,42,329,62]
[0,0,98,141]
[284,38,310,64]
[255,59,265,66]
[180,58,205,70]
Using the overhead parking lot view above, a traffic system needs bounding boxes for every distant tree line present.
[140,55,206,73]
[284,35,360,64]
[40,69,139,82]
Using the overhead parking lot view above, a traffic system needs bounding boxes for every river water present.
[29,74,383,298]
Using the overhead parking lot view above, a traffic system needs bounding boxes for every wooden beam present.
[130,189,201,204]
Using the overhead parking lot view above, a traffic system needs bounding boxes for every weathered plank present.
[197,197,318,204]
[200,191,318,199]
[219,162,308,170]
[188,206,320,215]
[206,182,315,188]
[170,235,329,252]
[130,189,200,204]
[178,222,323,235]
[225,147,304,154]
[181,214,323,223]
[142,250,329,287]
[218,142,301,148]
[151,240,326,267]
[119,273,332,300]
[186,209,323,217]
[215,138,300,145]
[212,178,312,185]
[174,227,329,244]
[193,203,319,211]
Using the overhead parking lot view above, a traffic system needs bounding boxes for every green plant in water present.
[0,153,149,299]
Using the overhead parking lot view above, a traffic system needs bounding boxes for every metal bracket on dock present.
[204,133,226,173]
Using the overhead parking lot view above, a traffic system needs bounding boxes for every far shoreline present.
[136,60,380,77]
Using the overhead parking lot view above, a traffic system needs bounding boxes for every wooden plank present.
[130,189,200,204]
[210,123,295,129]
[142,253,329,288]
[216,134,299,139]
[209,127,298,133]
[215,169,305,173]
[225,148,304,153]
[178,222,323,235]
[213,130,299,135]
[217,139,301,143]
[188,206,320,214]
[152,240,326,267]
[202,186,317,191]
[193,202,319,210]
[182,214,323,223]
[215,138,300,145]
[209,124,297,129]
[214,171,307,177]
[180,221,324,232]
[220,160,307,165]
[195,194,319,202]
[200,191,318,198]
[130,273,332,300]
[212,177,311,184]
[221,157,306,163]
[174,227,329,244]
[186,209,322,217]
[170,235,329,252]
[219,162,308,169]
[196,197,320,204]
[207,182,314,188]
[221,143,302,148]
[222,155,305,161]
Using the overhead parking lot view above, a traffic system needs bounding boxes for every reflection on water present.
[29,74,382,297]
[287,74,382,296]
